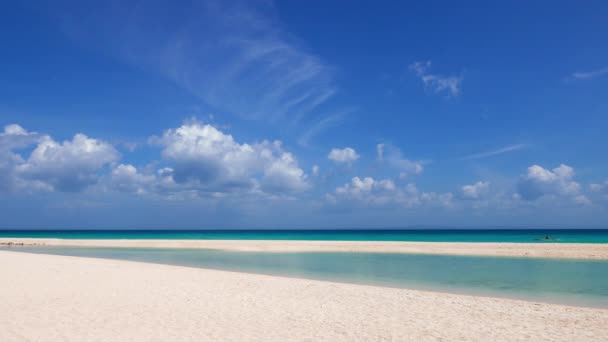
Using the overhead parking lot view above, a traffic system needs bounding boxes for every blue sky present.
[1,0,607,229]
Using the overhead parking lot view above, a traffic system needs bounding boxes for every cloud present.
[1,124,119,193]
[0,125,39,192]
[109,164,157,195]
[151,121,309,195]
[297,110,349,146]
[461,181,490,200]
[517,164,590,204]
[571,67,608,80]
[376,143,424,176]
[327,176,453,208]
[409,61,463,97]
[1,122,310,199]
[17,134,119,192]
[463,144,527,160]
[0,124,42,150]
[53,0,345,143]
[107,164,199,200]
[328,147,359,164]
[590,181,608,195]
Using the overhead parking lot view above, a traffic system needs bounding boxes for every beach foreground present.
[1,251,607,341]
[2,238,608,259]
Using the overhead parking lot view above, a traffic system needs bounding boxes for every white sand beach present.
[1,250,607,341]
[2,238,608,259]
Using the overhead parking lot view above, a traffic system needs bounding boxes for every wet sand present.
[2,238,608,259]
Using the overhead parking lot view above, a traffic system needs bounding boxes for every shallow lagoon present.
[6,245,608,308]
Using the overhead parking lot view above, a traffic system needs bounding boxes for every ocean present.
[1,229,608,243]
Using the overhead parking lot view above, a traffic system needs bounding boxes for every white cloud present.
[517,164,590,204]
[0,124,41,150]
[409,61,462,97]
[590,181,608,195]
[107,164,198,200]
[152,121,309,195]
[461,181,490,200]
[17,134,119,192]
[109,164,157,194]
[261,151,309,193]
[0,124,119,193]
[336,176,396,195]
[571,67,608,80]
[376,143,424,176]
[1,122,310,199]
[328,147,359,164]
[328,176,452,208]
[329,176,400,207]
[0,125,34,192]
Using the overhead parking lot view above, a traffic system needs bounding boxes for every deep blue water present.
[1,229,608,243]
[5,246,608,308]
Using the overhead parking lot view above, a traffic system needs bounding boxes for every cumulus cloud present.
[517,164,590,204]
[17,134,119,192]
[461,181,490,200]
[409,61,463,97]
[109,164,157,194]
[0,124,118,193]
[328,147,359,164]
[107,164,195,199]
[0,124,37,192]
[327,176,453,208]
[1,122,311,199]
[311,165,319,177]
[0,124,41,149]
[152,122,309,195]
[376,143,424,177]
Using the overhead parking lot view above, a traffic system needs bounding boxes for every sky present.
[1,0,607,229]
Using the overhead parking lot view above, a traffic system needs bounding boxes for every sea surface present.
[1,229,608,243]
[4,245,608,308]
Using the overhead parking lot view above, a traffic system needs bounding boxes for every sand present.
[1,250,607,341]
[2,238,608,259]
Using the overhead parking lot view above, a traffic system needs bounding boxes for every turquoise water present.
[5,246,608,308]
[1,229,608,243]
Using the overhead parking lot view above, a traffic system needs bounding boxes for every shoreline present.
[1,250,607,341]
[2,238,608,259]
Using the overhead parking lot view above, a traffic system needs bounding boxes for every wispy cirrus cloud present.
[297,109,350,146]
[409,61,463,97]
[571,67,608,80]
[463,144,527,160]
[51,0,345,142]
